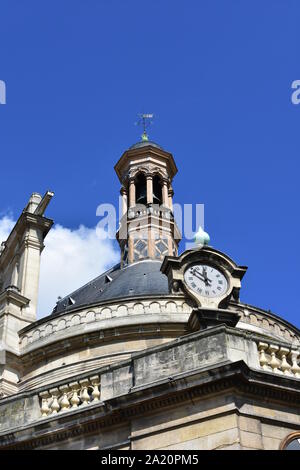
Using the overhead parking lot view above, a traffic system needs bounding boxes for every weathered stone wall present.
[0,394,40,433]
[132,329,259,389]
[17,297,190,391]
[0,325,299,450]
[130,397,300,450]
[36,424,131,450]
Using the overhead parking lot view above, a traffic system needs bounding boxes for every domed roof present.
[129,140,163,150]
[52,260,169,316]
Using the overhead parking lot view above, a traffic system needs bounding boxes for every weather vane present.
[136,113,154,141]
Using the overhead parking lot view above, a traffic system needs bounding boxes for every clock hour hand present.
[201,267,212,284]
[191,268,211,286]
[194,266,212,283]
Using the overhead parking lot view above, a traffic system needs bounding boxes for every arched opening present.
[280,432,300,450]
[135,173,147,205]
[153,175,162,205]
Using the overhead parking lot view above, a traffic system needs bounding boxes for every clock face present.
[184,264,228,298]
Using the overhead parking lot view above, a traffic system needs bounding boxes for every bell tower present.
[115,139,181,266]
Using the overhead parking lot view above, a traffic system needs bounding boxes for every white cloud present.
[0,216,120,318]
[0,215,15,244]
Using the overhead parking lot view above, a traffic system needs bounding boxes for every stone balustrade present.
[127,205,173,222]
[257,341,300,377]
[39,375,100,417]
[20,298,191,351]
[20,298,300,355]
[237,306,300,345]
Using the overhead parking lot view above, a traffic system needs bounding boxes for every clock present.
[184,264,228,298]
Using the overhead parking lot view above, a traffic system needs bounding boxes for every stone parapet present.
[19,297,191,353]
[257,341,300,377]
[1,324,300,450]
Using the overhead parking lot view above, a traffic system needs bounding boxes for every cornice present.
[0,211,53,269]
[19,317,188,367]
[161,246,247,280]
[114,145,177,182]
[233,300,300,337]
[0,287,30,309]
[19,294,188,334]
[1,360,300,450]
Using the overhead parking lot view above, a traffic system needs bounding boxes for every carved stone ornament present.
[161,245,247,310]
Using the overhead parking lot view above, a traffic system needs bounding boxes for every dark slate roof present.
[51,260,169,316]
[129,140,163,150]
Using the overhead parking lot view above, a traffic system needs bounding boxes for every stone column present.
[162,179,169,208]
[120,187,127,217]
[168,187,174,212]
[146,175,153,204]
[129,179,136,208]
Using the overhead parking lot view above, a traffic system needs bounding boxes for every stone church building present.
[0,138,300,450]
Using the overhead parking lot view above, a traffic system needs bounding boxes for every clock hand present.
[200,267,212,284]
[191,269,206,282]
[191,269,212,286]
[203,277,211,287]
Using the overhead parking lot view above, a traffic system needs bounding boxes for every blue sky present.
[0,1,300,326]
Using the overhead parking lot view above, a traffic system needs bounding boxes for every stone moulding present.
[18,298,300,358]
[235,301,300,345]
[16,306,192,391]
[17,320,188,393]
[279,431,300,450]
[1,359,300,450]
[19,297,192,352]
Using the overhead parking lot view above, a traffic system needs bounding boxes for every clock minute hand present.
[193,266,212,284]
[201,267,212,284]
[191,269,211,286]
[191,269,205,281]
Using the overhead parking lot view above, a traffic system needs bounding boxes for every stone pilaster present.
[0,192,53,396]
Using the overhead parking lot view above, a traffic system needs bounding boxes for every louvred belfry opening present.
[114,140,181,266]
